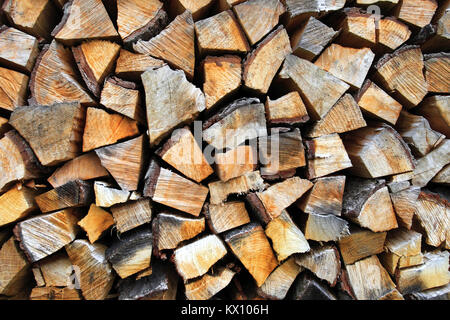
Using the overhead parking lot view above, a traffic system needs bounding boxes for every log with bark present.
[173,234,227,280]
[265,210,310,261]
[134,11,194,79]
[105,227,153,279]
[14,209,80,262]
[224,223,278,287]
[342,177,398,232]
[379,228,423,275]
[153,212,205,252]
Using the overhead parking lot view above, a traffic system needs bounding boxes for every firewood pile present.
[0,0,449,301]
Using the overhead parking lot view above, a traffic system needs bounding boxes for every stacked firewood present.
[0,0,449,301]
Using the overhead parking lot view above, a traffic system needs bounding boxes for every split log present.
[170,0,214,21]
[279,54,350,120]
[0,237,30,296]
[94,181,138,208]
[355,80,403,126]
[283,0,346,29]
[342,123,415,178]
[345,255,397,300]
[173,234,227,280]
[304,213,350,242]
[203,98,267,150]
[215,145,257,182]
[111,198,152,233]
[83,107,139,152]
[393,0,438,28]
[157,127,213,183]
[72,40,121,97]
[424,53,450,93]
[265,92,309,125]
[153,212,205,251]
[390,186,421,229]
[100,76,143,122]
[232,0,285,45]
[118,260,177,300]
[265,210,310,261]
[14,209,80,262]
[52,0,120,45]
[134,11,195,79]
[9,102,84,166]
[143,160,209,216]
[117,0,168,45]
[29,41,94,106]
[0,66,28,111]
[95,135,145,191]
[204,202,250,234]
[315,44,375,89]
[114,49,165,81]
[0,26,39,73]
[306,94,366,138]
[342,177,398,232]
[142,65,205,147]
[378,17,411,51]
[65,240,115,300]
[106,228,152,279]
[259,129,306,178]
[305,133,353,179]
[380,228,422,275]
[78,204,115,243]
[185,267,235,300]
[338,226,387,265]
[202,55,241,110]
[336,8,376,48]
[414,190,449,248]
[30,287,81,300]
[194,10,250,54]
[408,283,450,300]
[223,223,278,287]
[295,244,340,286]
[2,0,59,39]
[0,184,38,227]
[35,180,93,213]
[257,257,302,300]
[47,152,109,188]
[247,177,313,223]
[396,251,449,295]
[0,130,43,192]
[290,16,338,61]
[298,176,345,216]
[396,111,444,157]
[33,251,72,287]
[412,139,450,187]
[416,95,449,137]
[290,272,337,300]
[374,46,428,108]
[243,26,291,94]
[432,164,450,185]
